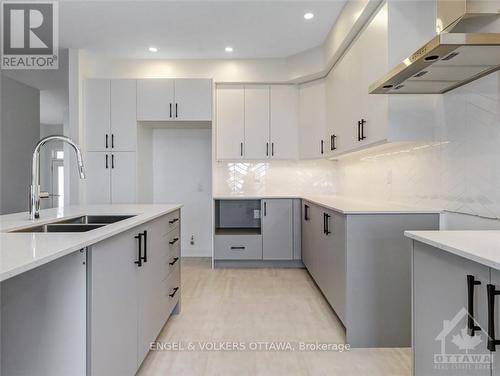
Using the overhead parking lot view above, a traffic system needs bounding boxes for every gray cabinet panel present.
[292,199,302,260]
[215,234,263,260]
[89,228,139,376]
[262,199,293,260]
[413,241,490,376]
[1,251,86,376]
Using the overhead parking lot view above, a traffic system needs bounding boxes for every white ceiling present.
[59,1,347,59]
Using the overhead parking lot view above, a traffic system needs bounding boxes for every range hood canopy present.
[370,0,500,94]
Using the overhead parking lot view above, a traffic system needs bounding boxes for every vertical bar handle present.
[271,142,274,157]
[263,201,267,216]
[175,103,178,118]
[134,233,143,267]
[111,154,114,169]
[487,284,500,351]
[141,230,147,263]
[467,275,481,336]
[111,134,114,148]
[320,140,324,154]
[360,119,367,140]
[105,154,109,169]
[240,142,243,157]
[323,213,331,235]
[266,142,269,157]
[170,103,172,118]
[105,134,109,148]
[304,204,310,221]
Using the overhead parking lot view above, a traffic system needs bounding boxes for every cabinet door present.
[490,269,500,376]
[270,86,298,160]
[301,201,313,269]
[85,152,111,204]
[216,85,245,160]
[262,199,293,260]
[137,79,175,121]
[412,241,490,376]
[174,79,212,121]
[298,80,326,159]
[111,79,137,151]
[302,202,326,284]
[89,229,139,376]
[110,152,137,204]
[85,80,110,152]
[244,85,270,160]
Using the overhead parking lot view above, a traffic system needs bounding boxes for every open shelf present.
[215,227,261,236]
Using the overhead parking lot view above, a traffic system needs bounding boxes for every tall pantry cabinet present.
[84,79,137,204]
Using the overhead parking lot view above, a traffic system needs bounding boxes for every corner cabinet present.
[324,2,437,158]
[302,200,439,347]
[137,79,212,121]
[89,210,181,376]
[216,84,298,161]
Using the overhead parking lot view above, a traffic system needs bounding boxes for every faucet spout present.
[30,135,86,220]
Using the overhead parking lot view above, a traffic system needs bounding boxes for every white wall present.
[337,72,500,220]
[0,76,40,215]
[152,127,212,257]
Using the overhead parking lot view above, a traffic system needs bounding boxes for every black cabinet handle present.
[467,275,482,336]
[141,230,147,263]
[134,233,143,267]
[105,134,108,149]
[263,201,267,216]
[111,134,114,148]
[230,246,246,250]
[487,284,500,351]
[323,213,331,235]
[304,204,310,221]
[169,237,179,245]
[360,119,367,140]
[320,140,324,154]
[175,103,178,118]
[105,154,109,169]
[266,142,269,157]
[169,287,179,298]
[357,121,361,141]
[331,134,337,151]
[169,257,179,266]
[170,103,172,118]
[271,142,274,156]
[240,142,243,157]
[111,154,115,169]
[169,218,179,225]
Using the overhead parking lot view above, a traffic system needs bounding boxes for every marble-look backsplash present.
[337,73,500,219]
[213,159,336,197]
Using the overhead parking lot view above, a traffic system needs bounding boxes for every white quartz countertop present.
[213,194,441,214]
[0,204,182,282]
[405,230,500,271]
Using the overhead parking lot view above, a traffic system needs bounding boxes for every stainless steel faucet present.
[30,135,86,219]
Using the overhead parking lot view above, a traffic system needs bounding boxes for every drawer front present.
[165,247,180,280]
[165,210,180,233]
[164,264,180,316]
[214,235,263,260]
[166,229,180,257]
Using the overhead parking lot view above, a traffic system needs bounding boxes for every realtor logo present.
[1,1,58,69]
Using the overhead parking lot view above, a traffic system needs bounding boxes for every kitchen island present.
[0,204,182,376]
[406,230,500,376]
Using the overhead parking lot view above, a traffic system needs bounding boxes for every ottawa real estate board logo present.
[1,1,58,69]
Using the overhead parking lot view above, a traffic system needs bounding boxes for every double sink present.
[12,215,135,233]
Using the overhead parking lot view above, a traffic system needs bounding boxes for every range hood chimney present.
[370,0,500,94]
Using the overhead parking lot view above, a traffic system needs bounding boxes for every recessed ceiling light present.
[304,12,314,20]
[225,46,233,52]
[148,47,158,53]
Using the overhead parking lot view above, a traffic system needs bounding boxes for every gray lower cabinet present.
[412,241,490,376]
[302,200,439,348]
[1,251,87,376]
[89,211,181,376]
[262,199,293,260]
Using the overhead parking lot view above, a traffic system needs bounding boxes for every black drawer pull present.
[169,257,179,266]
[134,233,143,267]
[487,284,500,351]
[169,218,179,225]
[169,237,179,245]
[467,275,481,336]
[141,230,147,263]
[230,246,246,250]
[169,287,179,298]
[304,204,310,221]
[323,213,331,235]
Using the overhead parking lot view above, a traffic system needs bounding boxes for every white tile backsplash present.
[213,159,336,197]
[338,72,500,219]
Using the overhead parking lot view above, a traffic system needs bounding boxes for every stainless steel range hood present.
[369,0,500,94]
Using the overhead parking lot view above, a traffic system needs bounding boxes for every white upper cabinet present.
[137,79,212,122]
[298,80,326,159]
[216,84,299,161]
[325,2,437,158]
[111,80,137,151]
[244,86,270,160]
[270,86,298,160]
[84,80,111,152]
[216,85,245,160]
[85,79,137,152]
[173,79,212,121]
[137,79,175,121]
